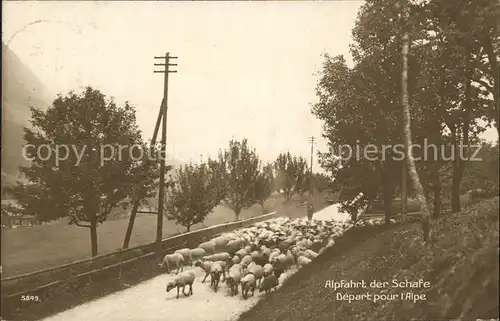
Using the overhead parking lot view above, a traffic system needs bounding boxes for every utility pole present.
[308,136,315,173]
[308,136,315,201]
[153,52,177,260]
[122,52,177,257]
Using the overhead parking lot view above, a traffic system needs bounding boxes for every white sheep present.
[275,254,288,270]
[247,264,265,287]
[198,241,216,254]
[225,264,243,296]
[241,255,253,270]
[212,236,231,252]
[285,250,295,267]
[262,247,272,257]
[263,263,274,276]
[203,252,231,266]
[235,248,248,258]
[190,248,206,261]
[227,238,244,254]
[159,253,184,274]
[174,248,193,266]
[269,251,280,264]
[194,260,212,283]
[297,256,312,267]
[210,261,224,292]
[166,270,196,299]
[232,255,241,265]
[304,249,318,259]
[240,273,257,299]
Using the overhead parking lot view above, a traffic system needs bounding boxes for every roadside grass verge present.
[238,197,499,321]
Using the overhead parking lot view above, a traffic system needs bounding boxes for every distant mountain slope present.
[1,43,187,188]
[2,43,52,185]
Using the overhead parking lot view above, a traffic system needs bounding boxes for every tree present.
[274,152,296,201]
[165,161,225,232]
[293,156,310,199]
[400,0,432,242]
[8,87,147,256]
[312,0,496,225]
[220,139,261,221]
[311,173,331,192]
[252,163,274,213]
[458,140,499,194]
[274,152,309,201]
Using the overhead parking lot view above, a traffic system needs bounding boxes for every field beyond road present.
[1,191,328,278]
[238,197,499,321]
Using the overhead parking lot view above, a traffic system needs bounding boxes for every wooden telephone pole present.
[122,53,177,261]
[308,136,315,174]
[308,136,315,202]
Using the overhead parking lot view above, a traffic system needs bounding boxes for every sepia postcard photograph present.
[1,0,499,320]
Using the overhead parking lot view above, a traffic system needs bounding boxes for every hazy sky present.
[2,1,497,169]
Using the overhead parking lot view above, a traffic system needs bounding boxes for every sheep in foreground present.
[166,270,196,299]
[198,241,216,254]
[247,263,265,287]
[259,273,279,293]
[240,273,257,299]
[212,236,231,252]
[275,254,288,271]
[175,248,193,266]
[194,260,212,283]
[225,265,243,296]
[210,261,224,292]
[297,256,312,267]
[235,249,247,258]
[285,250,295,267]
[241,255,253,272]
[231,255,241,265]
[227,238,243,255]
[204,252,231,266]
[272,261,286,280]
[269,251,280,264]
[190,248,206,262]
[159,253,184,274]
[250,251,267,267]
[304,249,318,259]
[263,263,273,276]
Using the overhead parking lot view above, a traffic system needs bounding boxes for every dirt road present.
[41,204,344,321]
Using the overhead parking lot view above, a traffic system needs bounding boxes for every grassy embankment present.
[238,197,499,321]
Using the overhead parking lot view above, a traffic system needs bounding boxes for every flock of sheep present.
[161,215,388,299]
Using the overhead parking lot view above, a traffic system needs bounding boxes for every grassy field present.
[238,197,499,321]
[1,191,328,278]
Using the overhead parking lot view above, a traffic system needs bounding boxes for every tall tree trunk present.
[401,0,432,242]
[382,176,394,224]
[186,224,191,232]
[451,75,472,213]
[481,37,499,137]
[90,217,98,257]
[401,161,407,216]
[234,208,241,221]
[260,201,265,214]
[432,64,445,219]
[451,160,462,213]
[433,175,441,218]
